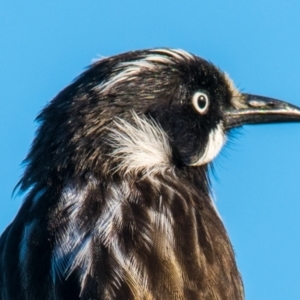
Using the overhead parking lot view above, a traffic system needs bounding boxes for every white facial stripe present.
[149,48,194,61]
[223,72,246,109]
[95,48,194,93]
[223,72,240,97]
[99,66,141,93]
[191,122,226,166]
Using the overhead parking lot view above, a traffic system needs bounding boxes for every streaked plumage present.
[1,48,300,300]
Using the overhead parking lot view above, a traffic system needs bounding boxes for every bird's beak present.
[224,93,300,129]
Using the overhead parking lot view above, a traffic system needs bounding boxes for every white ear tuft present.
[108,113,172,175]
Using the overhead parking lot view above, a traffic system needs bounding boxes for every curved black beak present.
[224,93,300,129]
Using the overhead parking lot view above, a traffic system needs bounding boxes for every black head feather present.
[18,49,234,191]
[3,48,300,299]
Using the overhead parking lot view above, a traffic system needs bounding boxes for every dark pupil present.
[197,95,207,109]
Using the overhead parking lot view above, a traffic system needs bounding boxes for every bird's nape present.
[1,47,299,300]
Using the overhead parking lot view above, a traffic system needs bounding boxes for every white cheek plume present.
[190,122,226,166]
[108,113,172,175]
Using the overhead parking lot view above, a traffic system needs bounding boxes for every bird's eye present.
[192,92,209,114]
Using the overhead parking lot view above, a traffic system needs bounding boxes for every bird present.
[1,48,300,300]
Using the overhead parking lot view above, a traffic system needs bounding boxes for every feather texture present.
[0,48,245,299]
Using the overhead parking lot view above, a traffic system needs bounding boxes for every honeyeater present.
[1,48,300,300]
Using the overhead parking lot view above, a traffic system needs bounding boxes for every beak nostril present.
[226,93,300,128]
[248,100,268,107]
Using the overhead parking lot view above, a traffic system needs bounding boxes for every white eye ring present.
[192,91,209,114]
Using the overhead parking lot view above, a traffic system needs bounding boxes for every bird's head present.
[19,48,300,190]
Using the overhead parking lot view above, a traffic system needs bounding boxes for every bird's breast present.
[46,171,244,299]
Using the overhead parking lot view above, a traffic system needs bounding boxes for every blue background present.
[1,2,300,299]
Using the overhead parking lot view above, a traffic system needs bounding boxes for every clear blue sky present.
[1,2,300,299]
